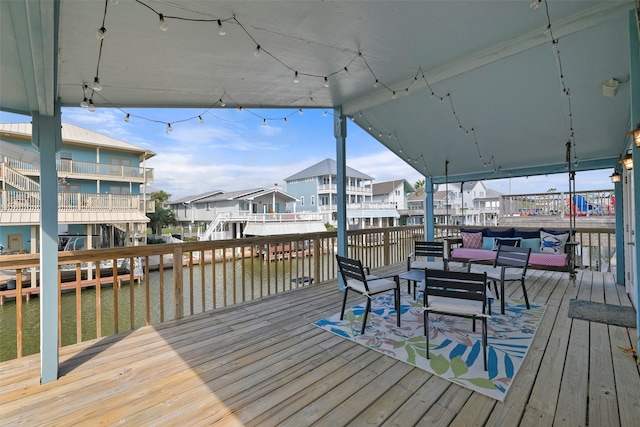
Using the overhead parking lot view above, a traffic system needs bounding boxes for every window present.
[395,190,400,195]
[311,195,315,205]
[301,196,304,206]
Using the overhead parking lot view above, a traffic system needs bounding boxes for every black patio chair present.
[423,269,490,371]
[336,255,401,335]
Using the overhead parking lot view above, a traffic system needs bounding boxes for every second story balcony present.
[5,158,154,184]
[0,190,145,213]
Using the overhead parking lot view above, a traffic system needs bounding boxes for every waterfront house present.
[285,158,400,229]
[436,181,501,226]
[168,187,324,240]
[0,122,154,252]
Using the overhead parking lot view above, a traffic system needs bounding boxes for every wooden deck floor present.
[1,264,639,426]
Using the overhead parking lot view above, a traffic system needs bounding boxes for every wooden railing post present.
[383,229,390,266]
[173,245,184,319]
[313,238,321,284]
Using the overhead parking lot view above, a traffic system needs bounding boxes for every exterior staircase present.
[1,163,40,197]
[199,213,232,241]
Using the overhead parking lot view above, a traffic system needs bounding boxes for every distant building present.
[167,187,325,240]
[0,122,154,252]
[435,181,501,226]
[284,158,400,229]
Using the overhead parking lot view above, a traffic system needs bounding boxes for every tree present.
[147,191,177,235]
[547,187,557,193]
[414,179,426,196]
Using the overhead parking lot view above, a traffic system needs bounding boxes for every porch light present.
[610,171,621,183]
[627,124,640,147]
[620,150,633,171]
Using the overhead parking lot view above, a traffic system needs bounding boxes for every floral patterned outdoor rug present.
[314,292,545,401]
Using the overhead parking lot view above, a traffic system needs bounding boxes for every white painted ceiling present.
[0,1,636,182]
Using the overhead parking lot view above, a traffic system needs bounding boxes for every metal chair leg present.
[361,298,371,334]
[521,278,530,309]
[340,287,349,320]
[425,311,430,359]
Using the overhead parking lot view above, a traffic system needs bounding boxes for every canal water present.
[0,255,335,362]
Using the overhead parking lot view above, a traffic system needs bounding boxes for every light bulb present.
[293,71,299,84]
[96,26,106,40]
[254,45,261,57]
[110,0,119,4]
[284,117,288,124]
[399,148,403,153]
[88,100,96,112]
[159,14,168,31]
[199,115,204,123]
[299,108,303,115]
[217,20,225,35]
[92,77,102,91]
[530,0,541,9]
[323,111,328,117]
[124,114,130,122]
[166,123,173,133]
[262,118,267,125]
[80,98,89,108]
[323,77,329,88]
[344,67,350,77]
[368,125,372,130]
[373,79,380,88]
[405,88,409,96]
[219,98,225,107]
[392,91,397,100]
[349,116,354,121]
[238,106,242,112]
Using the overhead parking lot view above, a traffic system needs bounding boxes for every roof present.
[372,179,415,196]
[169,190,225,205]
[0,122,155,159]
[284,158,374,182]
[0,1,634,184]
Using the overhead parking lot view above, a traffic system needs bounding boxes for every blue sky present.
[0,108,613,200]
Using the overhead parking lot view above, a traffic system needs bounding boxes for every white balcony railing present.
[5,158,154,183]
[0,190,142,212]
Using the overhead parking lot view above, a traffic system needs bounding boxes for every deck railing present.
[500,189,615,217]
[5,158,154,183]
[0,226,424,361]
[0,191,142,212]
[0,223,616,361]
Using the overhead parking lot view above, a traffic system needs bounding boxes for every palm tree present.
[414,179,425,196]
[147,191,177,235]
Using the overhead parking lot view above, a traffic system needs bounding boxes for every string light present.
[79,0,578,172]
[88,99,96,112]
[92,77,102,91]
[166,123,173,133]
[299,108,304,115]
[198,115,204,123]
[284,117,288,124]
[159,14,168,31]
[80,97,89,108]
[95,26,106,40]
[124,113,130,122]
[262,118,267,125]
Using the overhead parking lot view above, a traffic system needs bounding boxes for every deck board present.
[0,264,638,426]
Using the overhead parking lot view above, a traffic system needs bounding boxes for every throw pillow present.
[540,231,569,254]
[461,231,482,249]
[485,228,515,238]
[514,229,540,239]
[482,237,495,250]
[493,237,521,250]
[520,238,541,253]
